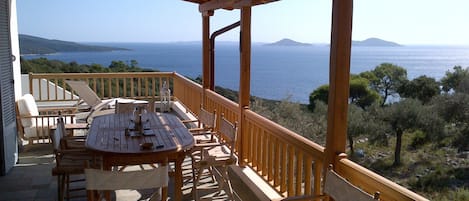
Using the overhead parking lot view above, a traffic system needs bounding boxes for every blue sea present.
[22,43,469,103]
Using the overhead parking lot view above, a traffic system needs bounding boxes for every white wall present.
[10,0,21,100]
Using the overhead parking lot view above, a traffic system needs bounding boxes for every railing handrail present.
[29,72,175,79]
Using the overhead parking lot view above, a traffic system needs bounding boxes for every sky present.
[16,0,469,45]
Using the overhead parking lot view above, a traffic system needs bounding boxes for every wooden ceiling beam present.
[199,0,236,12]
[233,0,279,9]
[198,0,278,12]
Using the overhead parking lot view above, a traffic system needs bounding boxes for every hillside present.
[19,34,129,55]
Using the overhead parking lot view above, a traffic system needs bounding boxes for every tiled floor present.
[0,143,259,201]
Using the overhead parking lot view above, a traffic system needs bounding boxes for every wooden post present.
[239,6,251,166]
[202,11,213,107]
[324,0,353,170]
[202,11,212,90]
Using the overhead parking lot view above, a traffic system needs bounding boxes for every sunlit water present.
[23,43,469,103]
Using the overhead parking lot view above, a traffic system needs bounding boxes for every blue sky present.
[16,0,469,45]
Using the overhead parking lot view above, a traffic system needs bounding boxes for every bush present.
[409,130,427,149]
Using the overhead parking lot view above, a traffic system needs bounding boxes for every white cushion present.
[17,94,39,127]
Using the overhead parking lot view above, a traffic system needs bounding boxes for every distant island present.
[352,38,402,47]
[19,34,129,55]
[266,38,312,46]
[266,37,402,47]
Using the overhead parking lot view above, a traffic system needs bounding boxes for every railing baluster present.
[295,150,303,195]
[280,142,287,193]
[287,145,294,196]
[304,155,312,195]
[313,160,322,197]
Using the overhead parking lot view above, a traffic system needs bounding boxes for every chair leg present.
[66,174,70,201]
[57,175,64,201]
[220,166,234,200]
[225,172,235,200]
[193,167,205,201]
[208,166,216,183]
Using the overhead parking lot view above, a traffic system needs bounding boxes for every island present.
[352,38,402,47]
[19,34,129,55]
[265,38,312,46]
[266,37,402,47]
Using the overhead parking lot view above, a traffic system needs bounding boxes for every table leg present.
[174,155,184,201]
[103,160,112,201]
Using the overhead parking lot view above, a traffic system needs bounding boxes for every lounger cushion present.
[17,94,39,127]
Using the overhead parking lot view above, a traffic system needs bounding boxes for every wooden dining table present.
[85,112,194,201]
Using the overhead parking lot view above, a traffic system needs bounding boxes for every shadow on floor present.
[0,144,260,201]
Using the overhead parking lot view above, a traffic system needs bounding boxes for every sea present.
[22,43,469,103]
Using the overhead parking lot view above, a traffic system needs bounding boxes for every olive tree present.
[382,99,422,166]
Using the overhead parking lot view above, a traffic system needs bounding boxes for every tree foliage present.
[361,63,408,106]
[381,99,423,166]
[398,75,440,104]
[350,75,381,109]
[441,66,469,93]
[20,57,154,74]
[347,104,367,155]
[308,84,329,111]
[432,93,469,151]
[308,76,380,111]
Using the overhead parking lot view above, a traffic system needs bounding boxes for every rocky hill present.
[19,34,129,55]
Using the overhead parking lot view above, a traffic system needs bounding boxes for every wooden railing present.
[29,72,174,102]
[26,72,428,201]
[243,109,325,197]
[172,73,203,114]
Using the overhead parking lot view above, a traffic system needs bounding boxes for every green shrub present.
[409,130,427,149]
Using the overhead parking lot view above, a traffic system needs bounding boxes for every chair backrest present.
[198,107,216,130]
[324,168,380,201]
[218,114,238,157]
[65,80,102,108]
[17,94,39,127]
[85,165,169,201]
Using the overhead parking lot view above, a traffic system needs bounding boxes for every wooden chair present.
[84,160,169,201]
[183,106,217,143]
[278,165,380,201]
[51,116,99,201]
[16,94,80,146]
[190,113,238,200]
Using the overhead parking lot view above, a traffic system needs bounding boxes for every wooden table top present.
[86,112,194,156]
